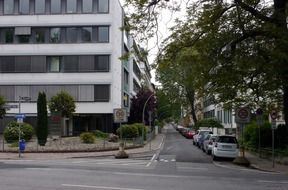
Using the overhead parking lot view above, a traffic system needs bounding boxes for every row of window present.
[0,26,109,44]
[0,84,110,102]
[217,110,232,124]
[0,0,109,15]
[0,55,110,73]
[204,110,215,119]
[203,96,215,107]
[133,61,141,80]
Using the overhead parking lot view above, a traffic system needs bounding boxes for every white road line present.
[62,184,145,190]
[157,136,165,150]
[177,167,208,171]
[145,154,156,167]
[257,180,288,184]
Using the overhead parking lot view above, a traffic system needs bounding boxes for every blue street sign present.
[15,113,25,119]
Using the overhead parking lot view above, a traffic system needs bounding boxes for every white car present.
[202,134,218,154]
[212,135,239,160]
[193,130,212,147]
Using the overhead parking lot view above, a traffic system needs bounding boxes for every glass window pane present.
[34,28,46,43]
[79,55,94,72]
[82,0,93,13]
[94,85,109,102]
[50,28,61,43]
[63,85,78,100]
[4,0,14,14]
[31,56,46,72]
[30,86,46,101]
[15,56,31,72]
[0,86,15,101]
[51,0,61,14]
[79,85,94,101]
[66,27,78,43]
[95,55,109,71]
[63,56,78,72]
[18,35,30,43]
[35,0,45,14]
[15,86,30,100]
[19,0,30,14]
[48,57,61,72]
[4,28,14,43]
[81,27,92,42]
[98,26,109,42]
[0,57,15,72]
[67,0,77,13]
[98,0,109,13]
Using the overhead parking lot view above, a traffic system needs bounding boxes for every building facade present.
[0,0,149,135]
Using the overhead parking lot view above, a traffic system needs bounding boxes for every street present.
[0,124,287,190]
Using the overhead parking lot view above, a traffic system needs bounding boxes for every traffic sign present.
[15,113,25,119]
[235,107,251,124]
[271,120,277,130]
[256,108,263,126]
[2,104,18,109]
[113,108,127,123]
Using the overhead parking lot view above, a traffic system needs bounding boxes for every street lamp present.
[141,93,154,144]
[18,96,31,158]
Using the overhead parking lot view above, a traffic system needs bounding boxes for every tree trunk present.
[186,88,198,124]
[283,85,288,125]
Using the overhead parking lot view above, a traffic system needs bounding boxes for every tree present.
[36,92,48,146]
[0,96,6,119]
[129,88,156,125]
[124,0,288,125]
[48,91,76,118]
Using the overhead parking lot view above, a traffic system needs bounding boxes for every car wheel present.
[202,147,205,152]
[213,154,218,161]
[193,141,195,145]
[207,150,211,155]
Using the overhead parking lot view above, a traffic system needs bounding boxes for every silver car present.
[202,134,218,154]
[212,135,239,161]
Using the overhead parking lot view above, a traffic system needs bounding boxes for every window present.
[4,0,14,14]
[66,0,77,13]
[82,0,93,13]
[50,28,61,43]
[98,0,109,13]
[35,0,46,14]
[94,85,110,102]
[79,85,94,101]
[15,56,31,72]
[18,35,30,43]
[51,0,61,14]
[48,57,61,72]
[63,56,78,72]
[31,56,46,72]
[95,55,109,71]
[34,28,46,43]
[82,27,92,42]
[66,27,78,43]
[124,70,129,84]
[133,61,141,79]
[19,0,30,14]
[98,26,109,42]
[2,28,14,43]
[0,57,15,72]
[79,55,94,72]
[123,93,129,107]
[0,86,15,101]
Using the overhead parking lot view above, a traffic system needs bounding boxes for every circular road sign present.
[238,108,249,119]
[235,107,251,124]
[270,110,277,120]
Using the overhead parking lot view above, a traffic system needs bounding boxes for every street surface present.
[0,124,287,190]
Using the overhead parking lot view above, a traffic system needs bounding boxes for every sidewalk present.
[0,134,165,160]
[245,151,288,174]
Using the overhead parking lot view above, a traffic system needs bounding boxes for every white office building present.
[0,0,149,136]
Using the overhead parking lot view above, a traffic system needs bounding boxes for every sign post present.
[270,110,277,168]
[256,108,263,156]
[113,108,128,159]
[233,107,251,166]
[15,113,25,158]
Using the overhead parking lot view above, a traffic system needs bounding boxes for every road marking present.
[257,180,288,184]
[113,172,192,179]
[177,167,208,171]
[146,154,156,167]
[62,184,145,190]
[171,159,176,162]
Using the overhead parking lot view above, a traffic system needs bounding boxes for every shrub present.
[37,92,48,146]
[80,132,95,144]
[133,123,147,140]
[3,121,34,143]
[116,124,139,139]
[92,130,109,139]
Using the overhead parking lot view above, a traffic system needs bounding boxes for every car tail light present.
[214,143,218,147]
[208,141,213,145]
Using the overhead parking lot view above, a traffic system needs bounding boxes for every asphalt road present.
[0,124,287,190]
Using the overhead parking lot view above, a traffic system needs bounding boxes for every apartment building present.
[0,0,149,136]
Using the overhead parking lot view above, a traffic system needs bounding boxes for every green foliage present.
[194,118,223,130]
[4,121,34,143]
[92,130,109,139]
[116,124,139,139]
[36,92,48,146]
[48,91,76,117]
[80,132,95,144]
[0,96,6,119]
[133,123,147,140]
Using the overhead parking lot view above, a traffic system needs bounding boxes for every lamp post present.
[142,93,154,144]
[18,96,31,158]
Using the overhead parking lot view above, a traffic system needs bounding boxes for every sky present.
[119,0,188,85]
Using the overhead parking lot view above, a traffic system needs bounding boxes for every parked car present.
[202,134,218,154]
[193,130,212,147]
[183,129,194,139]
[211,135,239,161]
